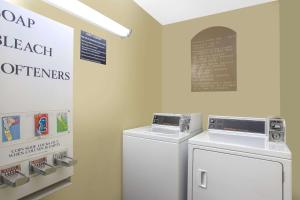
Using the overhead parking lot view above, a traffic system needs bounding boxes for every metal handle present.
[197,169,207,189]
[54,156,77,167]
[31,163,56,176]
[1,171,30,187]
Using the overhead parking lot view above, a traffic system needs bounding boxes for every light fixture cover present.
[42,0,131,37]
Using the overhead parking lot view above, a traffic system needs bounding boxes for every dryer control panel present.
[208,116,287,143]
[208,116,266,135]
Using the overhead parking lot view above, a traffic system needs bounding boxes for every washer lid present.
[189,131,291,159]
[123,126,200,143]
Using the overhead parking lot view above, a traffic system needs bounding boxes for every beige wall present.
[162,2,280,127]
[280,1,300,200]
[8,0,162,199]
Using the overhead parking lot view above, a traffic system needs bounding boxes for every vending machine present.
[0,1,76,199]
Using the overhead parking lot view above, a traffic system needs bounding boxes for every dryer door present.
[192,149,283,200]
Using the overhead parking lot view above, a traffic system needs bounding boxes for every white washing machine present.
[123,113,202,200]
[188,115,292,200]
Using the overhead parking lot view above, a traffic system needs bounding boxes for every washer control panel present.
[152,113,202,133]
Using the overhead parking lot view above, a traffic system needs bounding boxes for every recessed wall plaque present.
[191,26,237,92]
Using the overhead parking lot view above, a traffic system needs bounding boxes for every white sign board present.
[0,1,74,199]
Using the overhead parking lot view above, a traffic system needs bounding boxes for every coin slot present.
[0,165,29,187]
[53,151,77,167]
[30,157,56,176]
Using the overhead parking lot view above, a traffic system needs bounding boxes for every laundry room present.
[0,0,299,200]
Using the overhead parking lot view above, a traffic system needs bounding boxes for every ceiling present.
[133,0,276,25]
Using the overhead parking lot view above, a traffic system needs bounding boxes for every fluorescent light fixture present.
[42,0,132,38]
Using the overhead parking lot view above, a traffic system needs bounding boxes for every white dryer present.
[123,113,202,200]
[188,115,292,200]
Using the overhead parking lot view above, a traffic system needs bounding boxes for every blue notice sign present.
[80,30,106,65]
